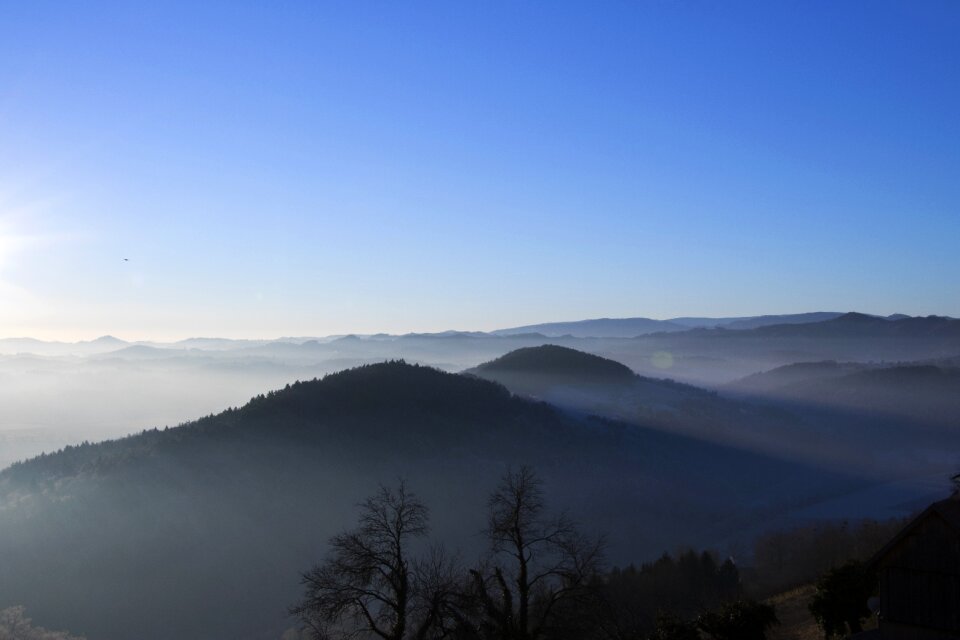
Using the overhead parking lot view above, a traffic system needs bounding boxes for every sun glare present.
[0,226,13,275]
[0,217,23,276]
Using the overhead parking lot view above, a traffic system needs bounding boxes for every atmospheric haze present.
[3,2,960,639]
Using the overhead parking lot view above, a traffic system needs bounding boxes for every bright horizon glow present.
[2,2,959,342]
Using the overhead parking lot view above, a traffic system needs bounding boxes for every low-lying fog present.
[0,354,340,468]
[2,314,959,474]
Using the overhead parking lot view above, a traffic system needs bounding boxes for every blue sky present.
[1,1,958,339]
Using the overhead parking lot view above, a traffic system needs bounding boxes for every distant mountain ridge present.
[491,317,686,337]
[722,312,847,330]
[489,312,921,338]
[746,312,960,338]
[2,312,957,395]
[667,312,846,329]
[0,335,131,356]
[0,312,952,355]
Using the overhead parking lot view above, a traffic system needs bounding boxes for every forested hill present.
[727,361,873,393]
[463,344,724,423]
[463,346,817,459]
[465,344,636,383]
[0,361,857,640]
[1,361,549,485]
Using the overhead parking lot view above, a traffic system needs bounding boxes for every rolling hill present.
[464,345,852,465]
[465,346,960,482]
[727,361,875,393]
[728,361,960,428]
[0,361,862,640]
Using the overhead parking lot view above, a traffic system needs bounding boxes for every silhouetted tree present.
[468,466,605,640]
[696,600,778,640]
[410,545,472,640]
[715,558,740,601]
[291,482,457,640]
[808,560,877,638]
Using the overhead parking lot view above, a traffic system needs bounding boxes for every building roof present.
[868,493,960,570]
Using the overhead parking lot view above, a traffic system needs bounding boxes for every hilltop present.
[466,344,636,382]
[465,346,824,457]
[464,344,708,412]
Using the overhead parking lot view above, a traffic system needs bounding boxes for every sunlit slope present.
[729,361,960,428]
[466,345,809,461]
[468,346,960,482]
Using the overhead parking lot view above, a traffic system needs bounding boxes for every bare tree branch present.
[474,466,606,640]
[291,482,439,640]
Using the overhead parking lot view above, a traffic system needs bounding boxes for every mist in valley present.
[4,312,958,476]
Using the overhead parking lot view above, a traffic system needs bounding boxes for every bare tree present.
[410,546,473,640]
[469,466,604,640]
[292,482,457,640]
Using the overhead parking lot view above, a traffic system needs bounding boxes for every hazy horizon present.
[0,308,952,344]
[3,2,959,342]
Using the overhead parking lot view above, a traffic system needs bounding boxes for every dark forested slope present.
[0,362,859,640]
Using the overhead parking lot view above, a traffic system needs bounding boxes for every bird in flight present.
[123,258,129,262]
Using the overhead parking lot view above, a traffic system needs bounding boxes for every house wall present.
[878,514,960,636]
[880,619,960,640]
